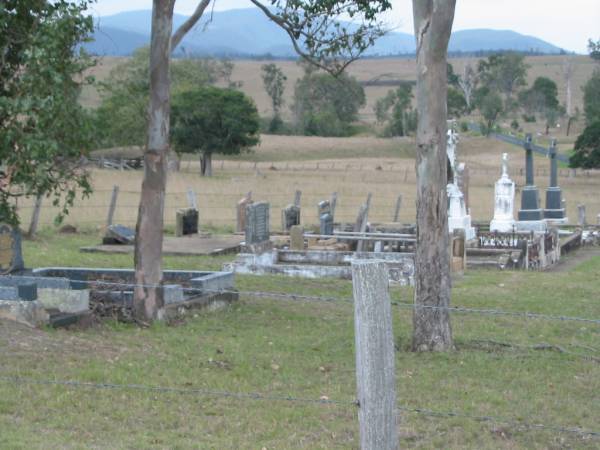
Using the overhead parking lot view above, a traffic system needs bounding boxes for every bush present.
[569,120,600,169]
[522,114,536,123]
[511,119,520,130]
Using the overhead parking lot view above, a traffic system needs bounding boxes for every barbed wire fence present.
[1,272,599,443]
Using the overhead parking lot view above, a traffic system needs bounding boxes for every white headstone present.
[490,153,516,232]
[446,129,475,240]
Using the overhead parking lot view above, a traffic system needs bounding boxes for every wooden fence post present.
[106,185,119,227]
[393,195,402,222]
[351,260,398,450]
[28,195,43,237]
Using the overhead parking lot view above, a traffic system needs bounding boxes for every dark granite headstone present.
[544,140,566,220]
[0,224,24,274]
[281,204,300,231]
[103,224,135,245]
[518,134,544,221]
[18,283,37,301]
[176,208,199,236]
[245,202,270,245]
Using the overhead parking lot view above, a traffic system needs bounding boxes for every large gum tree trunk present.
[411,0,456,351]
[133,0,175,322]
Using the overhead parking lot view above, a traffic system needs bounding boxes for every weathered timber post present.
[28,195,43,237]
[351,260,398,450]
[393,195,402,222]
[106,185,120,227]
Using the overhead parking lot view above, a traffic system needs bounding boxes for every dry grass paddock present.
[82,55,596,127]
[17,135,600,232]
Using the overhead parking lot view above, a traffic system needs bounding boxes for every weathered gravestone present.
[176,208,199,236]
[290,225,304,250]
[318,200,334,236]
[517,134,545,230]
[103,224,135,245]
[236,192,253,233]
[578,204,586,226]
[0,224,24,274]
[245,202,270,251]
[281,205,300,231]
[544,140,567,222]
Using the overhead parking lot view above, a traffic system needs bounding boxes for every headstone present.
[281,204,300,231]
[0,224,24,274]
[446,130,476,240]
[236,192,253,233]
[544,140,567,223]
[456,163,470,211]
[318,200,334,236]
[245,202,270,245]
[490,153,516,232]
[103,224,135,245]
[290,225,304,250]
[517,134,545,227]
[577,204,586,226]
[18,283,37,301]
[294,190,302,208]
[176,208,199,236]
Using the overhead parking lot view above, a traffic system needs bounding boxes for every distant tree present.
[588,38,600,62]
[583,70,600,125]
[518,76,562,133]
[477,52,529,99]
[292,71,365,136]
[94,49,235,148]
[261,63,287,132]
[569,121,600,169]
[171,86,260,176]
[447,62,459,86]
[479,92,503,134]
[447,87,467,118]
[0,0,94,225]
[374,84,416,136]
[456,63,477,110]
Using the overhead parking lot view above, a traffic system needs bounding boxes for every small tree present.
[477,52,529,100]
[0,0,94,224]
[583,70,600,125]
[261,63,287,132]
[569,121,600,169]
[588,38,600,62]
[374,84,416,136]
[447,87,467,118]
[171,86,260,176]
[292,71,365,136]
[518,76,562,134]
[476,90,503,134]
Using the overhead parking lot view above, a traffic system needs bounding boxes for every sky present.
[90,0,600,53]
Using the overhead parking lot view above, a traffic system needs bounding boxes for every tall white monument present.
[490,153,516,232]
[446,129,476,240]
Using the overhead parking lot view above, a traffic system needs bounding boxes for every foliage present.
[569,120,600,169]
[374,84,416,136]
[583,70,600,125]
[477,52,528,98]
[292,71,365,136]
[0,0,95,225]
[171,86,260,158]
[588,38,600,61]
[478,92,503,134]
[447,87,468,118]
[261,63,287,133]
[251,0,392,73]
[93,50,236,148]
[447,62,460,86]
[519,76,559,113]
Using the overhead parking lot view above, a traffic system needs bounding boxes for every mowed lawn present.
[0,232,599,449]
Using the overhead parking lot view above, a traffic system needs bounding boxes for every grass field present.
[0,231,599,449]
[16,134,600,232]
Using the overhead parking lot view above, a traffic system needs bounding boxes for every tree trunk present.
[132,0,175,322]
[200,152,212,176]
[200,153,206,176]
[411,0,456,352]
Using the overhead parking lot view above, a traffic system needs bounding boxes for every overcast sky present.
[91,0,600,53]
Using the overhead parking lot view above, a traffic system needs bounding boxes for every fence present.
[1,271,599,446]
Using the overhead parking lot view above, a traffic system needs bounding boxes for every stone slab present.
[81,235,244,256]
[516,220,548,232]
[103,224,135,245]
[37,288,90,313]
[0,299,49,327]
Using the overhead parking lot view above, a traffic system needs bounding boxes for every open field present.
[0,232,599,448]
[16,135,600,231]
[82,54,597,130]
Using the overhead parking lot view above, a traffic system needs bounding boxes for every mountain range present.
[87,8,565,57]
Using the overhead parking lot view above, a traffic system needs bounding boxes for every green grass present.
[1,232,599,448]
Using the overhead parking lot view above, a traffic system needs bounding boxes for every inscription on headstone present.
[245,202,270,244]
[0,224,24,274]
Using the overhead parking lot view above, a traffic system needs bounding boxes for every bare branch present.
[171,0,212,51]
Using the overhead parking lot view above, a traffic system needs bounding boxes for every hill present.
[87,8,564,57]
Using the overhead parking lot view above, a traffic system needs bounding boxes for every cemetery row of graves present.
[1,129,599,447]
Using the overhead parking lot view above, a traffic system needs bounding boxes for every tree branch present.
[171,0,212,51]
